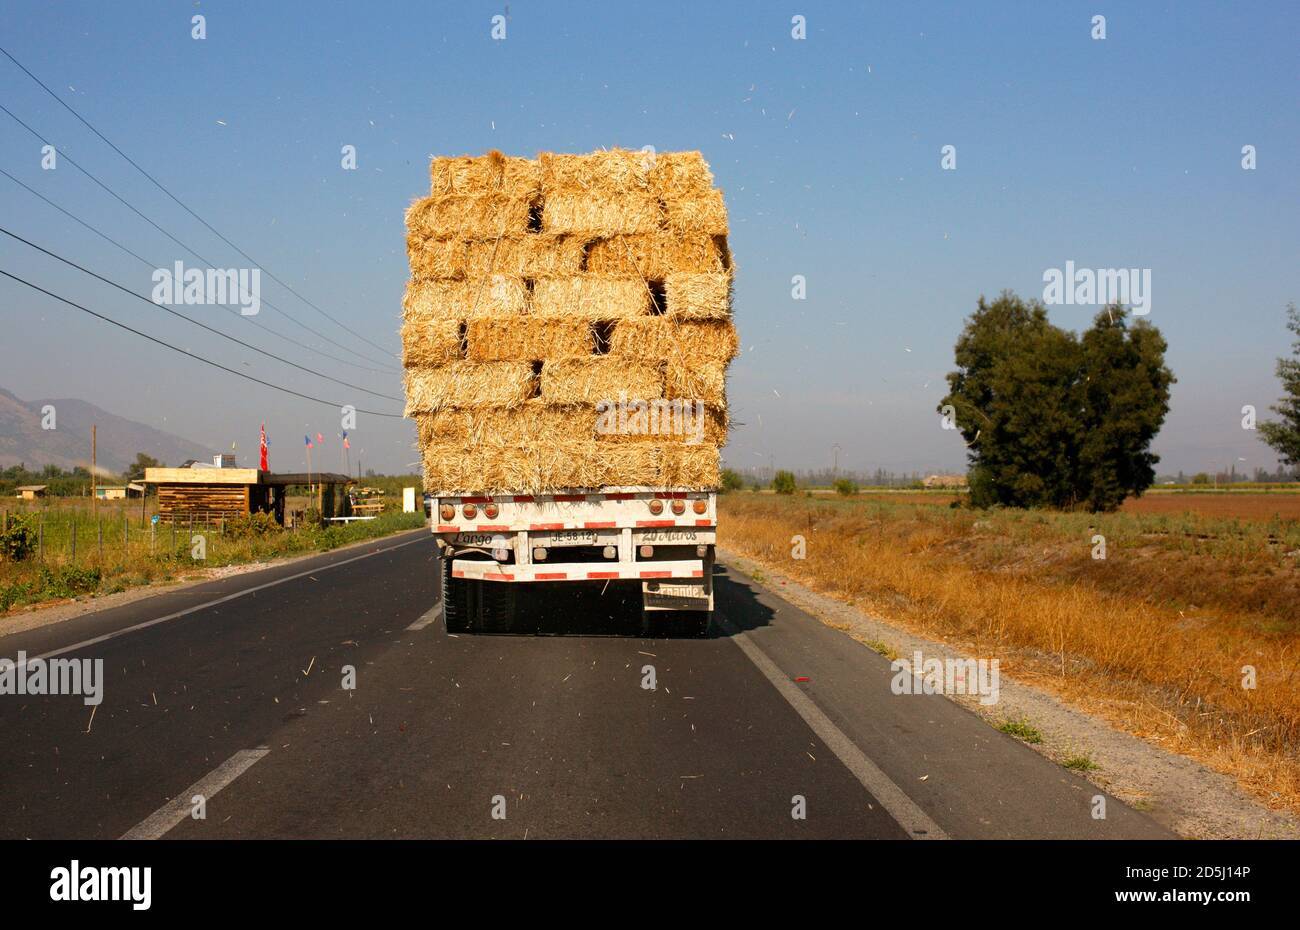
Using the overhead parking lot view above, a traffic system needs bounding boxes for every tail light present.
[439,504,455,521]
[692,499,707,514]
[639,545,654,558]
[670,499,685,515]
[462,503,478,519]
[484,502,499,519]
[647,499,664,515]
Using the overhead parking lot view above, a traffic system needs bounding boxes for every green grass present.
[997,718,1044,744]
[0,510,426,615]
[1063,753,1100,773]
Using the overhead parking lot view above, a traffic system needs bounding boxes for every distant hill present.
[0,386,210,475]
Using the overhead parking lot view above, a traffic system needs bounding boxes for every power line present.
[0,44,400,362]
[0,225,404,403]
[0,266,404,418]
[0,101,400,373]
[0,166,396,376]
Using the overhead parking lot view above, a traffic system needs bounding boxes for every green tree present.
[772,470,797,495]
[1259,303,1300,467]
[834,478,858,496]
[125,453,161,482]
[720,468,745,492]
[939,292,1173,511]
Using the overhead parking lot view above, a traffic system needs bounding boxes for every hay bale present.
[540,149,650,194]
[585,233,725,278]
[465,317,593,361]
[541,192,662,236]
[648,151,715,199]
[540,357,662,404]
[406,235,467,280]
[405,194,531,240]
[594,402,729,446]
[401,318,463,367]
[658,443,721,487]
[663,188,728,236]
[422,440,636,494]
[403,362,535,414]
[530,275,649,319]
[402,276,527,320]
[664,272,731,319]
[663,360,728,405]
[607,318,739,363]
[465,235,587,278]
[416,403,590,446]
[429,151,541,198]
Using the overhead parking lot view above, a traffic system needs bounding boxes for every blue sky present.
[2,1,1296,476]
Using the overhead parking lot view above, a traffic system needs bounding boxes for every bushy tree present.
[834,478,858,496]
[1259,303,1300,467]
[720,468,745,492]
[125,453,161,482]
[939,292,1173,511]
[772,470,797,494]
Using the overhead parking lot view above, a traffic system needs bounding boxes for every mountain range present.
[0,386,210,475]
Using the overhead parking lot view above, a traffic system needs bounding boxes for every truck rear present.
[434,487,715,634]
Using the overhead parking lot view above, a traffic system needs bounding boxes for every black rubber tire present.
[442,557,470,633]
[477,581,517,634]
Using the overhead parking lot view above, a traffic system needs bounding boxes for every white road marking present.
[10,533,432,667]
[722,617,949,840]
[120,748,270,840]
[406,601,443,631]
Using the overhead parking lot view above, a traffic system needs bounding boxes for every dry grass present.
[719,492,1300,814]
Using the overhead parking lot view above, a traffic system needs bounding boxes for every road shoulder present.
[719,546,1300,840]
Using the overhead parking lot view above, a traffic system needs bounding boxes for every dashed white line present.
[120,748,270,840]
[406,601,443,631]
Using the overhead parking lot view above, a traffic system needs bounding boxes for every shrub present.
[834,478,858,496]
[0,514,37,562]
[720,469,745,492]
[772,470,797,495]
[227,512,281,537]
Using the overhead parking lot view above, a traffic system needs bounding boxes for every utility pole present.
[91,424,97,514]
[832,444,841,482]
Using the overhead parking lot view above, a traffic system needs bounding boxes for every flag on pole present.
[259,423,268,471]
[305,435,313,449]
[316,432,324,444]
[342,432,350,449]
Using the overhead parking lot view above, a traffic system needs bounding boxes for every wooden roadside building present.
[14,485,48,500]
[143,467,353,524]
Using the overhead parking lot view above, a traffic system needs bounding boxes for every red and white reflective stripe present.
[696,519,714,527]
[639,570,673,578]
[535,572,568,580]
[474,524,510,532]
[583,521,616,528]
[636,520,675,527]
[437,524,459,532]
[529,522,566,530]
[586,571,620,579]
[483,571,513,581]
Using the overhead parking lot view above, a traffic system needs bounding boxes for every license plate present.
[456,532,502,547]
[639,530,699,543]
[543,530,598,546]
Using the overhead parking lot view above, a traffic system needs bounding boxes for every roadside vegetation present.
[719,491,1300,813]
[0,503,425,616]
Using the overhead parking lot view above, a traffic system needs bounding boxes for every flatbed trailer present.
[433,486,715,634]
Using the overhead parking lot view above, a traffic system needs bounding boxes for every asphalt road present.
[0,529,1171,839]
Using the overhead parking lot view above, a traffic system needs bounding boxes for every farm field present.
[718,491,1300,815]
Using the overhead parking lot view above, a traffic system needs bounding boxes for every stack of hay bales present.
[402,149,737,494]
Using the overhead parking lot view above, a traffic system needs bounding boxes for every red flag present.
[259,423,268,471]
[316,432,324,444]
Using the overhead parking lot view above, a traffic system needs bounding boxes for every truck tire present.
[442,557,470,633]
[476,581,517,634]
